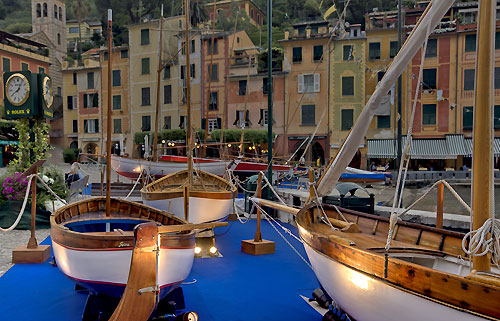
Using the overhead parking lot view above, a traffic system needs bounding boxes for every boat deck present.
[0,220,321,320]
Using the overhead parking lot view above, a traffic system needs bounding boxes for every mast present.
[396,0,403,204]
[266,0,273,184]
[471,0,494,272]
[203,0,217,157]
[185,0,193,186]
[152,5,164,162]
[105,9,112,216]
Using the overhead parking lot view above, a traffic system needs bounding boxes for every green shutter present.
[342,77,354,96]
[113,95,121,110]
[341,109,354,130]
[422,104,436,125]
[142,58,150,74]
[141,29,149,45]
[463,106,473,130]
[465,34,476,52]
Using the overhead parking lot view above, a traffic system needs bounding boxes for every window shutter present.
[233,110,240,125]
[93,93,98,107]
[201,118,206,129]
[95,119,99,133]
[258,109,263,124]
[217,117,221,129]
[314,74,320,92]
[298,74,304,93]
[245,110,250,126]
[83,94,88,108]
[73,96,78,109]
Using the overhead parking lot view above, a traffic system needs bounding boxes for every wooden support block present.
[241,239,275,255]
[12,245,51,264]
[226,213,238,221]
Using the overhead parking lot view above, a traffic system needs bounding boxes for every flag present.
[323,4,336,20]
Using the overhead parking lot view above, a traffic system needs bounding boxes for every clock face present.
[42,76,53,107]
[6,73,30,106]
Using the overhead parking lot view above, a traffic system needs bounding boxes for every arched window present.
[36,4,41,17]
[54,4,57,18]
[43,3,47,17]
[57,33,61,45]
[59,7,62,21]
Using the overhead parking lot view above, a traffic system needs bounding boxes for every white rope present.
[259,171,288,206]
[311,184,336,230]
[462,218,500,268]
[0,174,35,232]
[122,170,144,200]
[35,174,68,205]
[251,200,313,270]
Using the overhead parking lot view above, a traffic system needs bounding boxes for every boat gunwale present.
[50,197,195,249]
[140,169,237,200]
[296,204,500,320]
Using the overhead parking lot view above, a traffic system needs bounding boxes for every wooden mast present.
[152,5,164,162]
[203,0,217,157]
[185,0,192,187]
[471,0,494,272]
[105,9,113,216]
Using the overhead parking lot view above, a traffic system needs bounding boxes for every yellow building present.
[364,11,399,141]
[61,52,102,154]
[99,45,131,156]
[127,16,184,157]
[66,20,103,51]
[280,20,330,165]
[329,25,366,168]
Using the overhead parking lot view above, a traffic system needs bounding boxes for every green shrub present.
[63,148,79,163]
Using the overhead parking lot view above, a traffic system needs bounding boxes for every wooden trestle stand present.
[241,172,275,255]
[12,159,51,263]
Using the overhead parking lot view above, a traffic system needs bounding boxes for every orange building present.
[226,49,287,157]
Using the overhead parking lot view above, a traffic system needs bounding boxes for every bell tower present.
[32,0,66,55]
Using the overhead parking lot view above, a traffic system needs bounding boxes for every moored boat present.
[141,170,236,224]
[50,197,195,300]
[110,154,231,179]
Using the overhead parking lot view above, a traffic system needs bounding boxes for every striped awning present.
[464,137,500,157]
[369,136,500,159]
[368,137,455,159]
[446,134,468,156]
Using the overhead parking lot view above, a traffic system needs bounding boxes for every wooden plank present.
[158,222,228,234]
[108,222,158,321]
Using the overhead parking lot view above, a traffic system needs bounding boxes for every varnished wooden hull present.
[141,170,236,224]
[296,204,500,320]
[50,197,195,299]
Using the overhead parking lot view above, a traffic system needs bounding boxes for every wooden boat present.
[49,11,213,320]
[295,204,500,321]
[141,3,236,225]
[110,154,232,179]
[256,1,500,320]
[50,197,195,300]
[141,169,236,224]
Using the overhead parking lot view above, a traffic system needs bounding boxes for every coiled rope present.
[462,218,500,268]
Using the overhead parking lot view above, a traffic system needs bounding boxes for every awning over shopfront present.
[463,137,500,157]
[366,134,487,159]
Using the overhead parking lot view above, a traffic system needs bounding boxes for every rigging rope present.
[251,200,313,270]
[385,23,433,252]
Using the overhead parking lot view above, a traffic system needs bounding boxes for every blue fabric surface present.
[0,220,321,320]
